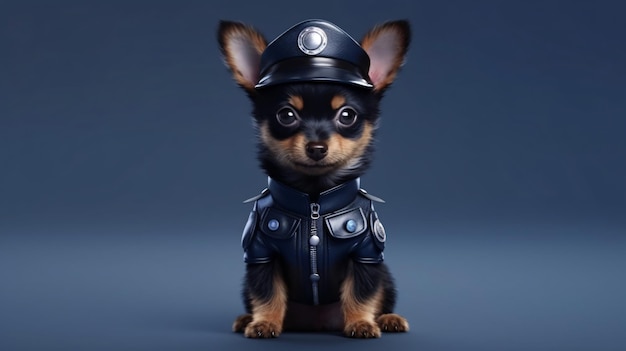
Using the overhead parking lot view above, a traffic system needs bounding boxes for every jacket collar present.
[268,177,360,216]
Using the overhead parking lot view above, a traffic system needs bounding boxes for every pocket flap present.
[325,208,367,239]
[260,207,300,239]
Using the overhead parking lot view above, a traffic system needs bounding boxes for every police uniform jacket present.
[241,177,387,306]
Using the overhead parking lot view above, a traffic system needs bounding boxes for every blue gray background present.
[1,1,625,350]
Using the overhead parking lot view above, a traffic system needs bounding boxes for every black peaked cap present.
[255,19,373,89]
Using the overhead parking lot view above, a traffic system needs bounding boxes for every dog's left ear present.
[218,21,267,93]
[361,20,411,92]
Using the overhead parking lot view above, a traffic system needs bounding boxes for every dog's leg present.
[375,263,410,333]
[240,262,287,338]
[340,261,384,338]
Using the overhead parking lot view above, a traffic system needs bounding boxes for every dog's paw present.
[344,320,381,338]
[232,314,253,333]
[244,320,281,338]
[376,313,409,333]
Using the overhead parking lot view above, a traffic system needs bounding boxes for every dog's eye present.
[276,107,299,127]
[336,107,358,127]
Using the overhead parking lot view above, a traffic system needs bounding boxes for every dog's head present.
[218,20,410,193]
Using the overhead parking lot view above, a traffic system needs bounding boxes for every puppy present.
[217,19,410,338]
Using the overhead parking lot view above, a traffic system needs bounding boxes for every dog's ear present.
[361,20,411,92]
[218,21,267,92]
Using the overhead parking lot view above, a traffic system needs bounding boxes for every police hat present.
[255,19,373,89]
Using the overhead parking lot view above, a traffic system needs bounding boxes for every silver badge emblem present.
[373,219,386,242]
[297,26,327,55]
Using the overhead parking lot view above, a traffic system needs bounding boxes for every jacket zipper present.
[309,202,320,305]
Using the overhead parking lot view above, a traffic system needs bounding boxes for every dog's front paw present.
[376,313,409,332]
[232,314,253,332]
[244,320,281,338]
[344,320,381,338]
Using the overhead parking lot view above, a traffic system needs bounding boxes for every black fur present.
[242,262,278,311]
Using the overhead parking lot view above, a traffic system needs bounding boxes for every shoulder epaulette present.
[242,188,270,203]
[358,188,385,203]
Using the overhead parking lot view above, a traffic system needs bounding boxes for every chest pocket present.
[260,207,300,239]
[325,208,367,239]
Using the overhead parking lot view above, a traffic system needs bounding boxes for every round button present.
[345,219,357,233]
[309,235,320,246]
[268,219,280,231]
[302,32,322,50]
[310,273,320,282]
[297,27,327,55]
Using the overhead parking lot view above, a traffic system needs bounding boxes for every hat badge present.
[297,26,327,55]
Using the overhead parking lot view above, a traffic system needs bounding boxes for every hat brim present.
[255,57,373,89]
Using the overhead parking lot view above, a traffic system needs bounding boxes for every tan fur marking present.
[340,274,384,326]
[246,271,287,336]
[232,314,253,332]
[288,95,304,110]
[326,123,374,167]
[340,266,384,338]
[331,95,346,110]
[260,122,307,168]
[259,122,374,175]
[260,121,374,175]
[376,313,410,332]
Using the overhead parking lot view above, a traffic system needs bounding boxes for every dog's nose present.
[305,142,328,161]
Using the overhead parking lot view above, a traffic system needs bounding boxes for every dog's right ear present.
[218,21,267,93]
